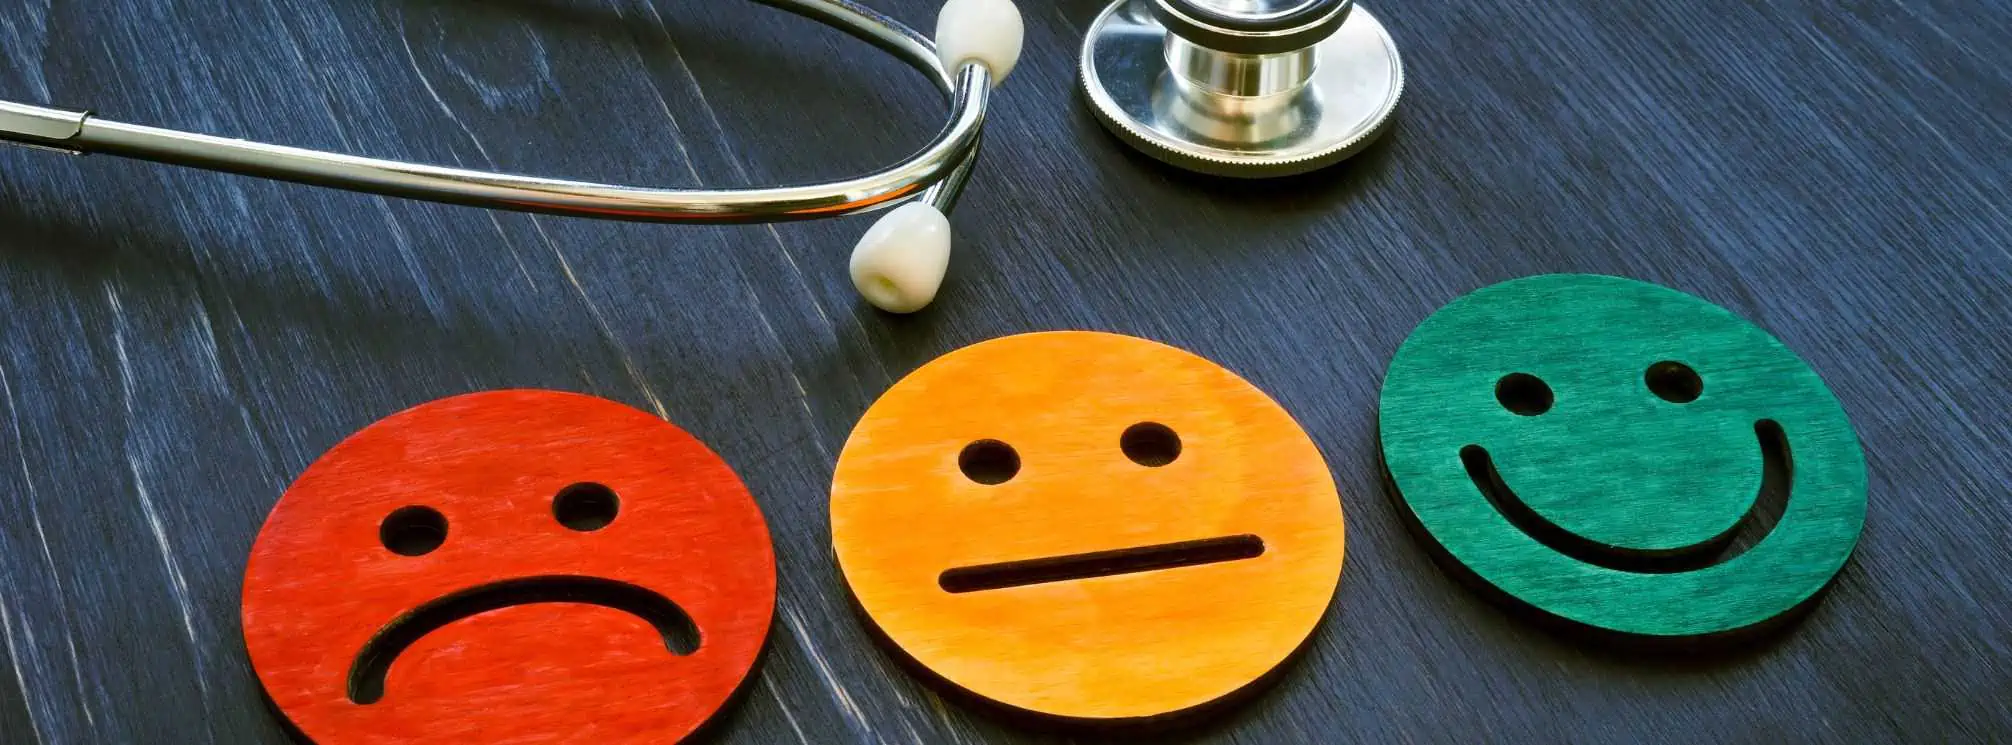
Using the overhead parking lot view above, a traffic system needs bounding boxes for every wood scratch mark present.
[373,206,449,320]
[535,220,671,420]
[732,430,822,474]
[0,359,97,732]
[233,403,278,485]
[105,284,215,724]
[0,0,54,99]
[605,21,823,434]
[923,694,975,745]
[396,18,669,418]
[729,273,826,450]
[625,0,885,434]
[777,600,872,742]
[165,196,284,482]
[187,296,228,393]
[107,285,134,411]
[486,212,540,292]
[426,15,559,112]
[758,675,812,745]
[120,455,207,701]
[760,220,844,333]
[180,288,280,478]
[257,0,447,318]
[394,17,542,292]
[724,267,945,733]
[1052,5,1084,33]
[634,2,878,382]
[609,1,707,186]
[0,601,48,744]
[724,257,911,737]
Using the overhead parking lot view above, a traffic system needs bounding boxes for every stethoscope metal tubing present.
[0,0,987,224]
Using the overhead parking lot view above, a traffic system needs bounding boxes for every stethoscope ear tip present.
[851,202,954,314]
[937,0,1025,86]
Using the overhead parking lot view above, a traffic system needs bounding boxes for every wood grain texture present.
[242,390,775,744]
[1379,274,1864,640]
[830,331,1345,722]
[0,0,2008,742]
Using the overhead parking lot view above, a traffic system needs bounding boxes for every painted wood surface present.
[242,390,774,744]
[1,0,2008,742]
[1379,275,1864,642]
[831,331,1345,723]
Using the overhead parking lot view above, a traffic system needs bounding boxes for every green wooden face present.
[1379,275,1867,639]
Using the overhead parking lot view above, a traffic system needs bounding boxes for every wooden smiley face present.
[831,331,1346,721]
[1379,274,1866,641]
[242,390,774,744]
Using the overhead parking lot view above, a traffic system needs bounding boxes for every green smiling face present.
[1378,274,1867,639]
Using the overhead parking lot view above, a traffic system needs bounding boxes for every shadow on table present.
[831,574,1350,742]
[1369,432,1841,668]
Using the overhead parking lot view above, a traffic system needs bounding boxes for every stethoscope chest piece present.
[1081,0,1402,178]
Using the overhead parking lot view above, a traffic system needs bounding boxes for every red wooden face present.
[242,390,776,744]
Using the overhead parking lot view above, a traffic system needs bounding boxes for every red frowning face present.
[242,390,774,744]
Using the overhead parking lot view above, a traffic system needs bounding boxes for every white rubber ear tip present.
[936,0,1024,85]
[851,202,952,314]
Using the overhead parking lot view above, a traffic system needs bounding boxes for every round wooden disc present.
[242,390,776,744]
[831,331,1346,721]
[1379,274,1867,639]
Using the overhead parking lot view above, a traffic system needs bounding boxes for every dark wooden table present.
[3,0,2008,742]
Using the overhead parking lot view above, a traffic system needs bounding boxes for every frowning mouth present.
[938,534,1266,593]
[347,576,698,704]
[1460,419,1793,574]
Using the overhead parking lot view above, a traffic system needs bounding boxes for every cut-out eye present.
[959,440,1020,485]
[1646,361,1703,403]
[553,483,620,532]
[380,506,447,556]
[1495,373,1553,416]
[1120,422,1181,467]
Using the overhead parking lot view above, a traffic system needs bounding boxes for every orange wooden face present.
[830,331,1346,721]
[242,390,775,744]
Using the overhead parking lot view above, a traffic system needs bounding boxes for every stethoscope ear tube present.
[0,101,89,154]
[848,0,1025,314]
[0,0,1027,313]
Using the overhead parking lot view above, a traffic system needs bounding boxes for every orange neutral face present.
[830,331,1346,721]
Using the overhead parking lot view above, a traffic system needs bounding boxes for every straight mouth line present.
[937,534,1266,593]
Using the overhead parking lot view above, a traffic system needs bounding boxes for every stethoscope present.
[1,0,1402,312]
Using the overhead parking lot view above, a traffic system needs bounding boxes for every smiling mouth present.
[937,534,1266,593]
[1461,419,1793,574]
[347,576,699,705]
